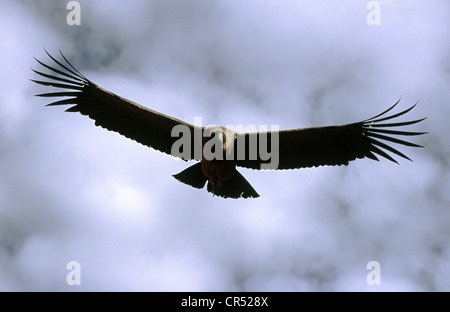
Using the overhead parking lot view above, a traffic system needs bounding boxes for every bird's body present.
[31,50,427,198]
[201,146,235,191]
[202,157,236,191]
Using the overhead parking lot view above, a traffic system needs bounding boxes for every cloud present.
[0,0,449,291]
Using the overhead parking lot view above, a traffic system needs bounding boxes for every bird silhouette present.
[31,50,427,198]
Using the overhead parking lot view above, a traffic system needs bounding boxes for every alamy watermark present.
[66,260,81,286]
[171,117,280,170]
[67,1,81,26]
[366,260,381,286]
[65,2,381,27]
[366,1,381,26]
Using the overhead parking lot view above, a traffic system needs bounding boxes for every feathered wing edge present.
[234,99,427,170]
[30,49,203,161]
[31,50,426,167]
[361,98,427,164]
[30,49,89,108]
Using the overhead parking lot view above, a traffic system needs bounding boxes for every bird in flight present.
[31,50,426,199]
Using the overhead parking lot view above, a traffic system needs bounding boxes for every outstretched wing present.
[235,100,427,170]
[31,50,201,161]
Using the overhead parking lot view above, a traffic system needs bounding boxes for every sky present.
[0,0,449,292]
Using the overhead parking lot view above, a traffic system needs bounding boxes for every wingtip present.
[365,98,401,122]
[58,47,66,59]
[44,47,52,59]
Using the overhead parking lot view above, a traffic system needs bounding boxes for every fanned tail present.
[206,169,260,199]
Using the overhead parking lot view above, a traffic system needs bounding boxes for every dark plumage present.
[31,50,427,199]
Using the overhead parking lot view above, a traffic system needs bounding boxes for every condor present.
[31,50,426,199]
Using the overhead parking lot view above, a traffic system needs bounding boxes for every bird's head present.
[202,126,236,160]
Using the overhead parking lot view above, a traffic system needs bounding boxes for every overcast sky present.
[0,0,449,291]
